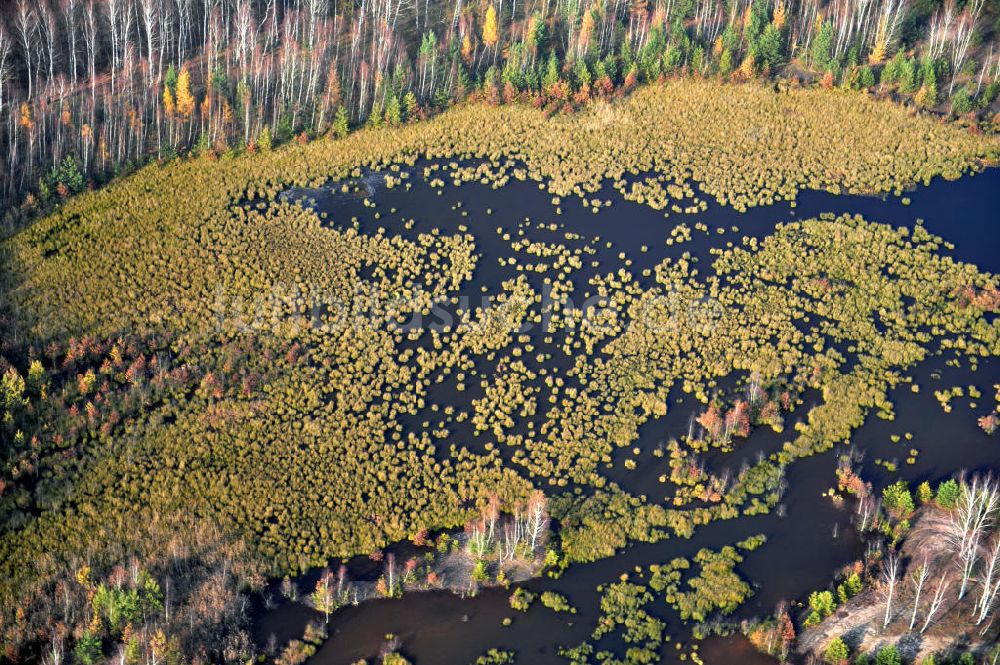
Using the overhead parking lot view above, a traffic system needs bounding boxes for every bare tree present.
[61,0,81,88]
[908,556,930,631]
[105,0,121,92]
[951,475,999,600]
[857,495,880,532]
[38,1,59,87]
[0,25,12,118]
[13,0,39,100]
[138,0,160,79]
[527,490,548,552]
[385,551,397,595]
[977,45,995,96]
[976,535,1000,625]
[926,0,955,61]
[950,0,985,95]
[41,635,65,665]
[500,503,524,563]
[485,493,500,546]
[882,552,901,628]
[921,573,950,634]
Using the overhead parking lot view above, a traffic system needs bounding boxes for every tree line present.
[0,0,997,213]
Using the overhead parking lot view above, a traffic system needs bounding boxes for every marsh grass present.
[1,81,998,657]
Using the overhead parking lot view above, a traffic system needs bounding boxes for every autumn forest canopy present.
[0,0,1000,664]
[0,0,999,213]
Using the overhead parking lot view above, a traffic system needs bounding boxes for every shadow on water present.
[258,165,999,664]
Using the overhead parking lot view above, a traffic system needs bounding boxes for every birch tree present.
[950,476,999,600]
[949,0,984,95]
[527,490,548,552]
[975,535,1000,625]
[13,0,38,101]
[908,557,929,631]
[882,552,900,628]
[311,569,336,623]
[920,573,950,634]
[0,26,11,119]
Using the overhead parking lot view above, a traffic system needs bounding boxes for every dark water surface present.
[258,166,1000,664]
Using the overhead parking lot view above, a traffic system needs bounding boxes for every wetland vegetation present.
[1,6,1000,660]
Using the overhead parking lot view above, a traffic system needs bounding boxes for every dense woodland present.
[0,0,999,211]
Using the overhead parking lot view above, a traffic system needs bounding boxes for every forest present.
[0,0,999,213]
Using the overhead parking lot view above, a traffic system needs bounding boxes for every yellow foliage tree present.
[738,52,757,79]
[18,103,33,131]
[163,84,175,117]
[482,5,499,47]
[869,40,887,65]
[461,34,474,61]
[579,9,595,53]
[175,67,195,119]
[712,36,724,58]
[773,2,786,29]
[868,15,890,64]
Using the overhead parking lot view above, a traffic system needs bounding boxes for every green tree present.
[882,481,914,517]
[719,48,734,77]
[899,58,918,93]
[812,21,834,71]
[258,125,272,152]
[757,23,785,73]
[805,589,836,625]
[141,574,163,613]
[916,62,938,108]
[509,587,537,611]
[472,559,489,582]
[875,644,901,665]
[858,65,875,89]
[1,367,27,413]
[73,632,103,665]
[542,52,561,92]
[540,591,574,612]
[951,87,972,115]
[881,51,904,84]
[403,91,418,121]
[93,584,141,633]
[26,360,46,395]
[384,95,402,126]
[333,106,349,139]
[164,64,178,94]
[48,156,85,195]
[936,479,960,508]
[824,637,849,664]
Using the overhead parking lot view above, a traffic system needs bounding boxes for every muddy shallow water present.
[257,166,1000,664]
